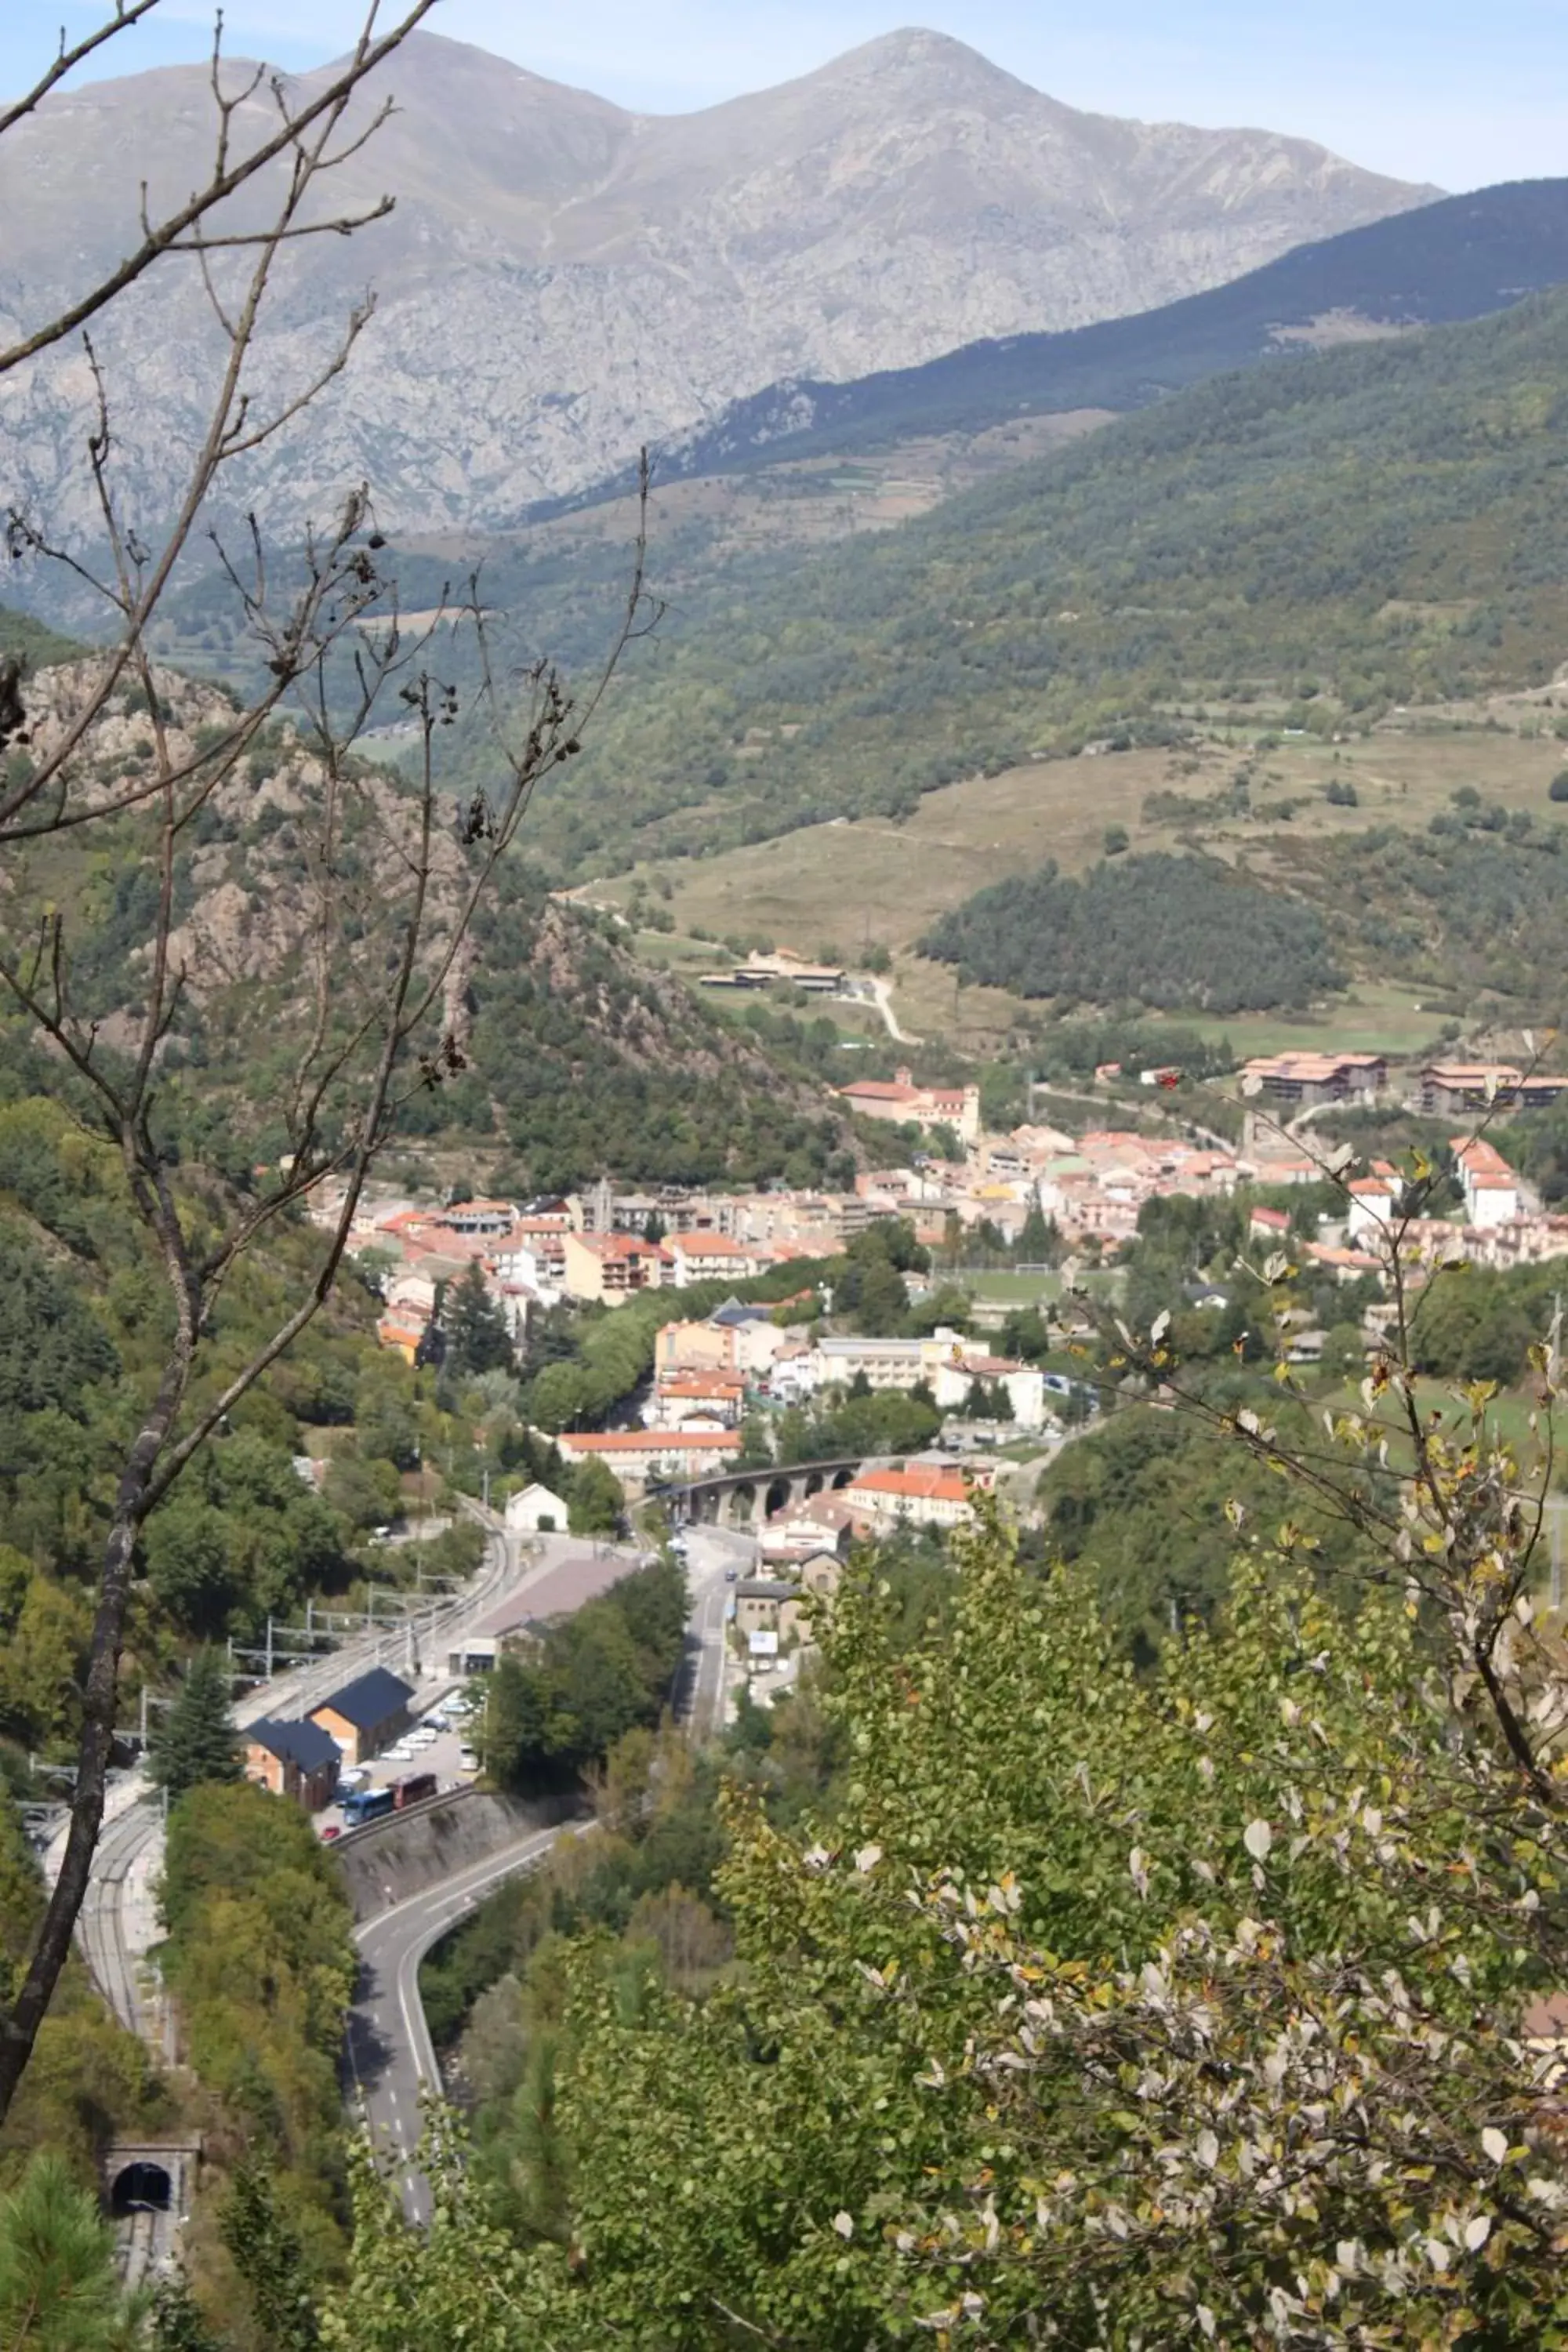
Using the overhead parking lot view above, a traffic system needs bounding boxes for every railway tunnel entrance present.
[110,2160,172,2215]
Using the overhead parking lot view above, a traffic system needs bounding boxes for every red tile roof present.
[561,1430,742,1454]
[850,1466,971,1504]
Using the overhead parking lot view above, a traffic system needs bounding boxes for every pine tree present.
[1016,1200,1059,1265]
[0,2151,129,2350]
[148,1648,241,1802]
[443,1261,514,1381]
[151,2273,224,2352]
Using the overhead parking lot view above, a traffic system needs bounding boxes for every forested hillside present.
[0,653,851,1189]
[497,289,1568,875]
[920,819,1568,1022]
[0,1091,427,1755]
[920,853,1342,1012]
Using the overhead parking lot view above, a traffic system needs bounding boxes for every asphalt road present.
[60,1501,524,2278]
[347,1822,583,2223]
[349,1526,757,2219]
[677,1524,757,1740]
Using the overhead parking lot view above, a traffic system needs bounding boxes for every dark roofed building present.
[307,1667,413,1766]
[245,1715,342,1809]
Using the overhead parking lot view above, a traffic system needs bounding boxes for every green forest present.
[323,1499,1568,2350]
[919,815,1568,1022]
[920,851,1342,1012]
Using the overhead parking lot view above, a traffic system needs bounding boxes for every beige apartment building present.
[561,1229,669,1305]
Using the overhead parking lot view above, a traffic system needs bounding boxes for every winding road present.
[346,1524,753,2218]
[347,1822,583,2223]
[71,1509,757,2248]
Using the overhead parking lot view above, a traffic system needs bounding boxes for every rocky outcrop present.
[0,30,1436,542]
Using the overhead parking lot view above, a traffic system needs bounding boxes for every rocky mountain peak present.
[0,30,1439,543]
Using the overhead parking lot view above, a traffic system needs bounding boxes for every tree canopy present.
[325,1502,1568,2348]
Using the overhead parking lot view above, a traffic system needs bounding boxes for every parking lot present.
[315,1692,481,1840]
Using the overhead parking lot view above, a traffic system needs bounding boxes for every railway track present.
[60,1510,520,2283]
[69,1507,519,2281]
[78,1797,171,2286]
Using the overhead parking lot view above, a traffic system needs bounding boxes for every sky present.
[2,0,1563,191]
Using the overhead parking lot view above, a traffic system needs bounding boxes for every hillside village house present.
[786,1330,1049,1428]
[656,1306,792,1381]
[698,949,844,995]
[1303,1240,1385,1283]
[555,1428,743,1492]
[1454,1136,1523,1227]
[760,1494,858,1567]
[656,1317,734,1374]
[929,1348,1047,1428]
[437,1198,517,1237]
[734,1577,811,1647]
[562,1229,668,1305]
[843,1465,978,1530]
[307,1666,414,1768]
[665,1232,770,1286]
[836,1066,982,1146]
[1241,1051,1388,1108]
[244,1716,341,1810]
[503,1481,570,1534]
[1457,1213,1568,1271]
[814,1333,931,1392]
[1419,1062,1568,1116]
[648,1371,746,1431]
[1345,1168,1403,1244]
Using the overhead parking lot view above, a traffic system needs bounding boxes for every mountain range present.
[615,178,1568,490]
[0,27,1435,540]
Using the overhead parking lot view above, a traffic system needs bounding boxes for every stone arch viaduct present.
[652,1457,866,1532]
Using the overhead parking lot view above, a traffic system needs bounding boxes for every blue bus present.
[341,1784,395,1828]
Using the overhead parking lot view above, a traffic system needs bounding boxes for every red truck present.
[392,1771,437,1809]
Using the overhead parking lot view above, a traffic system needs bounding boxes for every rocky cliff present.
[0,27,1436,539]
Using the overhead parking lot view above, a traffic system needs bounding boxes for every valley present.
[6,13,1568,2349]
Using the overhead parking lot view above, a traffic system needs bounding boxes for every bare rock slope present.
[0,27,1436,538]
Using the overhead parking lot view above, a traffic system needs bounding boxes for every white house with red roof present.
[555,1428,743,1490]
[1452,1137,1522,1228]
[665,1232,770,1287]
[842,1464,978,1530]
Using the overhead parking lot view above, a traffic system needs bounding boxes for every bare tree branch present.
[0,0,441,377]
[0,1,659,2128]
[0,2,166,145]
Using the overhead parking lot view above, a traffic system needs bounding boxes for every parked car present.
[383,1741,415,1762]
[459,1744,479,1770]
[318,1824,342,1842]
